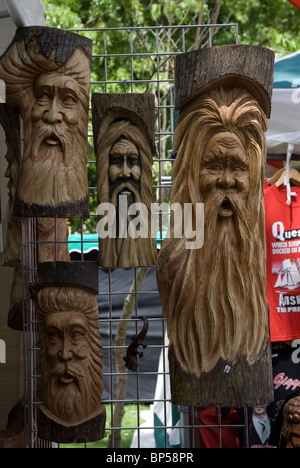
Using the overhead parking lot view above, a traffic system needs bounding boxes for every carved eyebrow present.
[69,317,88,329]
[69,323,87,331]
[35,84,53,97]
[59,87,79,101]
[203,148,248,166]
[109,149,139,157]
[203,150,221,162]
[45,325,61,335]
[231,155,249,166]
[35,84,78,101]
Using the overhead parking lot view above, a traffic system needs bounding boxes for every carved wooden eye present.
[71,329,86,342]
[208,164,222,173]
[232,165,247,173]
[37,92,51,104]
[110,156,121,164]
[46,329,61,345]
[62,94,78,106]
[129,157,138,165]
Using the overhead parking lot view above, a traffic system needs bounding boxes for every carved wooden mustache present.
[51,361,85,387]
[110,180,141,206]
[30,124,72,162]
[208,190,248,218]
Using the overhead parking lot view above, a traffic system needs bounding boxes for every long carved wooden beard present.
[17,121,87,207]
[112,182,141,260]
[42,356,101,424]
[160,188,268,377]
[198,190,267,373]
[99,180,155,268]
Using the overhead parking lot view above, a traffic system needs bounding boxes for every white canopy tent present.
[0,0,44,27]
[266,49,300,157]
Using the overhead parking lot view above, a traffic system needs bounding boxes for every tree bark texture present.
[37,405,106,444]
[92,93,157,155]
[169,346,274,408]
[30,261,99,296]
[175,45,275,117]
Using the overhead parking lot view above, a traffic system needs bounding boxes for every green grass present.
[60,404,150,448]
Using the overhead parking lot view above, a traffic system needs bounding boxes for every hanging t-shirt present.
[264,184,300,342]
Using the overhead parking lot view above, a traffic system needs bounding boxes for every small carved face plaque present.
[35,285,104,424]
[94,112,157,268]
[284,397,300,448]
[200,132,250,217]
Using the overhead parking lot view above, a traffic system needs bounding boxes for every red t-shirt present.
[265,184,300,341]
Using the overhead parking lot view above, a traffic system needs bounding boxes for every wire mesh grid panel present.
[21,23,253,449]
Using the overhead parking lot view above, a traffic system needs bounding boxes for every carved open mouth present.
[59,373,74,385]
[219,198,233,217]
[45,134,62,147]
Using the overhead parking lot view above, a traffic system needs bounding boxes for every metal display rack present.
[22,23,252,449]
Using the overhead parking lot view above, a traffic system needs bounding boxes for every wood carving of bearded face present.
[95,118,157,268]
[157,87,270,379]
[0,27,92,217]
[16,60,90,217]
[283,396,300,448]
[35,286,104,425]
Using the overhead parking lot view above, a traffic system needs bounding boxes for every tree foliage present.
[215,0,300,55]
[43,0,300,56]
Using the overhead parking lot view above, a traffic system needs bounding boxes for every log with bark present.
[92,93,157,268]
[30,261,106,443]
[0,27,93,218]
[157,45,275,408]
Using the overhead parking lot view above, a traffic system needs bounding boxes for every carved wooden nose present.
[44,98,63,124]
[217,170,235,188]
[119,160,131,178]
[59,341,73,362]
